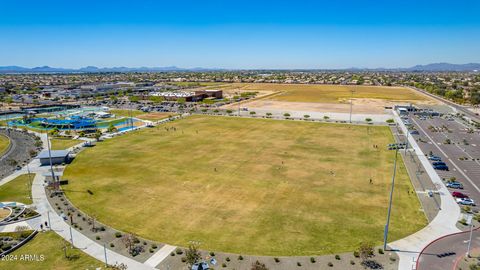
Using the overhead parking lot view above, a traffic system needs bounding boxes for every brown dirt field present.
[223,98,413,114]
[219,83,439,114]
[0,208,11,220]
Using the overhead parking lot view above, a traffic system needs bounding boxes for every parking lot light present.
[384,146,399,251]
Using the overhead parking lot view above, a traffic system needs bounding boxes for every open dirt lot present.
[219,83,438,114]
[63,115,426,256]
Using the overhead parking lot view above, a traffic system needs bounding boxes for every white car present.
[456,198,476,206]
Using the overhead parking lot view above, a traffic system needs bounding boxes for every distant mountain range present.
[0,63,479,73]
[0,65,218,73]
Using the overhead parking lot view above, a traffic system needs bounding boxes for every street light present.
[349,89,355,123]
[384,146,399,251]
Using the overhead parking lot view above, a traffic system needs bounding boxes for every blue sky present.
[1,0,479,69]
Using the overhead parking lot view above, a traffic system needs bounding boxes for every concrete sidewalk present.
[389,111,461,270]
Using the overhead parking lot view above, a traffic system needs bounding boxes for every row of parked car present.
[428,155,449,171]
[431,154,476,206]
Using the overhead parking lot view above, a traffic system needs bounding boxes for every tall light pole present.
[384,147,399,251]
[349,89,355,123]
[467,218,474,257]
[45,131,57,190]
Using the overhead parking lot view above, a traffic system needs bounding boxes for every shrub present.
[152,244,158,249]
[238,255,243,260]
[378,248,384,254]
[110,243,115,247]
[222,263,227,268]
[328,262,333,267]
[175,248,183,255]
[143,241,147,245]
[115,232,122,238]
[96,236,101,240]
[310,257,316,263]
[170,252,175,256]
[226,257,230,262]
[297,262,301,267]
[335,255,340,260]
[353,251,360,258]
[274,257,280,263]
[181,257,187,263]
[209,251,215,256]
[149,249,154,253]
[389,257,396,262]
[100,226,106,231]
[350,260,355,265]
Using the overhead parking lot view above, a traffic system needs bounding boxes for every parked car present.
[428,155,442,161]
[434,164,449,171]
[446,182,463,189]
[409,130,419,135]
[433,161,447,166]
[456,198,475,206]
[452,191,468,198]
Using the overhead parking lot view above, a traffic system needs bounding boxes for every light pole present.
[45,131,57,190]
[103,243,108,267]
[349,90,355,123]
[384,147,399,251]
[467,219,474,257]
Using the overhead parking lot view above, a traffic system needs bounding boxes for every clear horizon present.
[1,0,479,69]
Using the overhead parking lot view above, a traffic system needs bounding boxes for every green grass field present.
[213,83,429,103]
[50,139,82,150]
[0,134,10,156]
[64,115,426,256]
[0,174,35,204]
[109,109,144,118]
[0,231,102,270]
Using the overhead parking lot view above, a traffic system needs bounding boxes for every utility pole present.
[384,148,399,251]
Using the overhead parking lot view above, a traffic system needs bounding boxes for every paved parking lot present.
[405,112,480,269]
[406,114,480,212]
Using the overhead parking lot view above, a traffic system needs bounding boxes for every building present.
[149,90,223,102]
[37,150,71,166]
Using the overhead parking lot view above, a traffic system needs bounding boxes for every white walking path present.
[389,111,461,270]
[144,244,177,268]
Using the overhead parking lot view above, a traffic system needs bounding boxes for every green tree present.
[149,96,164,103]
[129,96,140,102]
[357,242,374,264]
[177,97,186,104]
[107,124,118,133]
[184,242,201,268]
[94,129,102,141]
